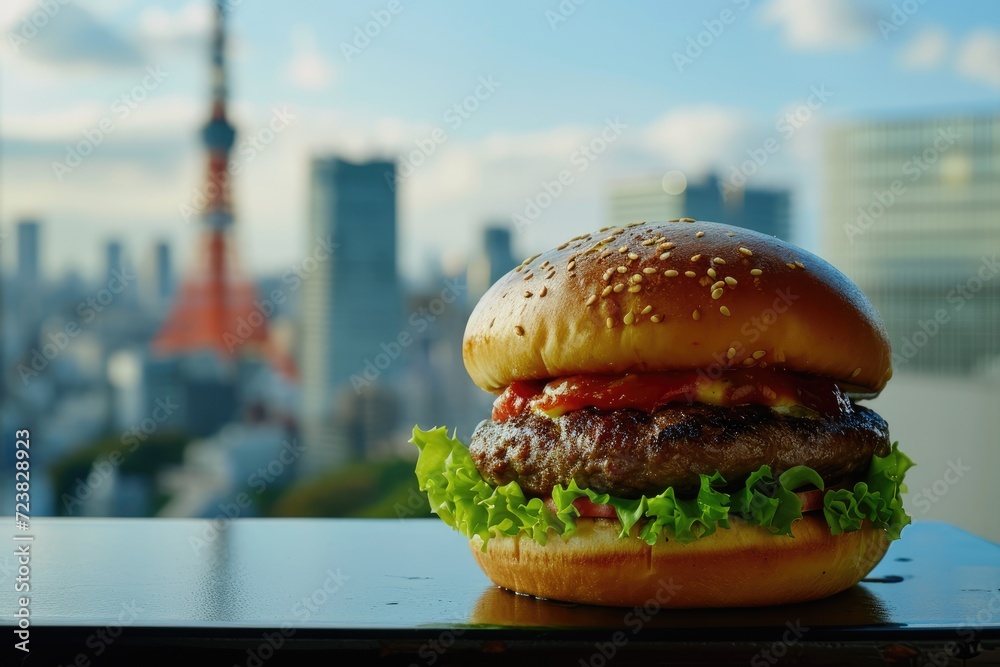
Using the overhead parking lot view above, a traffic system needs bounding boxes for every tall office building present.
[154,241,173,306]
[105,240,124,281]
[301,157,401,469]
[608,173,790,240]
[16,220,40,283]
[468,224,516,299]
[824,113,1000,375]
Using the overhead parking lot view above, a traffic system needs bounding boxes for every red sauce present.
[491,368,847,422]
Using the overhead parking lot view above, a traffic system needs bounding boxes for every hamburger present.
[410,219,912,608]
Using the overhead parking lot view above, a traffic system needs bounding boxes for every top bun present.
[463,220,891,395]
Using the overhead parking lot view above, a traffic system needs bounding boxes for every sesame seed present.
[524,290,533,298]
[707,268,717,279]
[696,231,705,238]
[743,358,755,366]
[585,294,597,306]
[667,218,680,222]
[603,236,616,243]
[601,286,613,297]
[720,306,731,317]
[557,242,570,250]
[712,280,725,290]
[515,265,523,273]
[641,239,656,246]
[712,288,724,299]
[727,347,736,359]
[626,221,644,227]
[786,262,796,269]
[659,252,671,260]
[539,286,548,297]
[795,261,806,269]
[692,310,701,320]
[852,367,862,378]
[684,270,697,278]
[691,254,702,262]
[641,305,653,315]
[713,257,726,265]
[628,252,639,260]
[618,246,628,253]
[546,270,556,279]
[617,266,627,274]
[631,274,643,283]
[752,350,767,359]
[726,232,736,237]
[613,284,625,293]
[739,247,753,256]
[725,277,737,286]
[599,226,612,232]
[643,267,657,275]
[514,325,525,336]
[524,272,534,280]
[525,253,541,264]
[650,315,662,323]
[623,311,635,325]
[628,284,642,293]
[750,268,763,276]
[603,269,614,281]
[681,217,695,222]
[600,249,612,258]
[539,260,549,269]
[664,270,679,277]
[606,317,615,329]
[567,260,576,270]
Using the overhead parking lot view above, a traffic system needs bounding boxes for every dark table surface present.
[3,518,1000,665]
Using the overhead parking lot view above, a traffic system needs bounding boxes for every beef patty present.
[469,403,890,498]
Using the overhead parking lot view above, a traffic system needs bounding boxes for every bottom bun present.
[470,516,890,608]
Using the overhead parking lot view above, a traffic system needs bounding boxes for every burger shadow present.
[468,584,893,630]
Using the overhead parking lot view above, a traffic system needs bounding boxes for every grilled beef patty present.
[469,403,890,498]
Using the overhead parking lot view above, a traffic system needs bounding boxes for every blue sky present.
[2,0,998,281]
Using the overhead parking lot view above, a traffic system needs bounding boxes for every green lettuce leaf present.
[410,426,912,547]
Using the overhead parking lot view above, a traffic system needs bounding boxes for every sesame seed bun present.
[463,220,892,395]
[470,516,890,608]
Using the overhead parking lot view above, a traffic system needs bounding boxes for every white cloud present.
[643,106,747,175]
[287,27,335,91]
[138,2,212,50]
[955,29,1000,90]
[758,0,873,52]
[897,26,949,70]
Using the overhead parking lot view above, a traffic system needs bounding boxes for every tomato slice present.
[543,496,618,519]
[796,488,825,513]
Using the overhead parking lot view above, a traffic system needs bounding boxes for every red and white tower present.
[152,0,284,372]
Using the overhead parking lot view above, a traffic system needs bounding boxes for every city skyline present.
[2,1,999,283]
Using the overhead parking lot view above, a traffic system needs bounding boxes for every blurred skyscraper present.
[301,157,402,469]
[468,224,516,299]
[154,241,173,307]
[608,173,790,240]
[824,113,1000,375]
[16,220,40,283]
[105,240,123,281]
